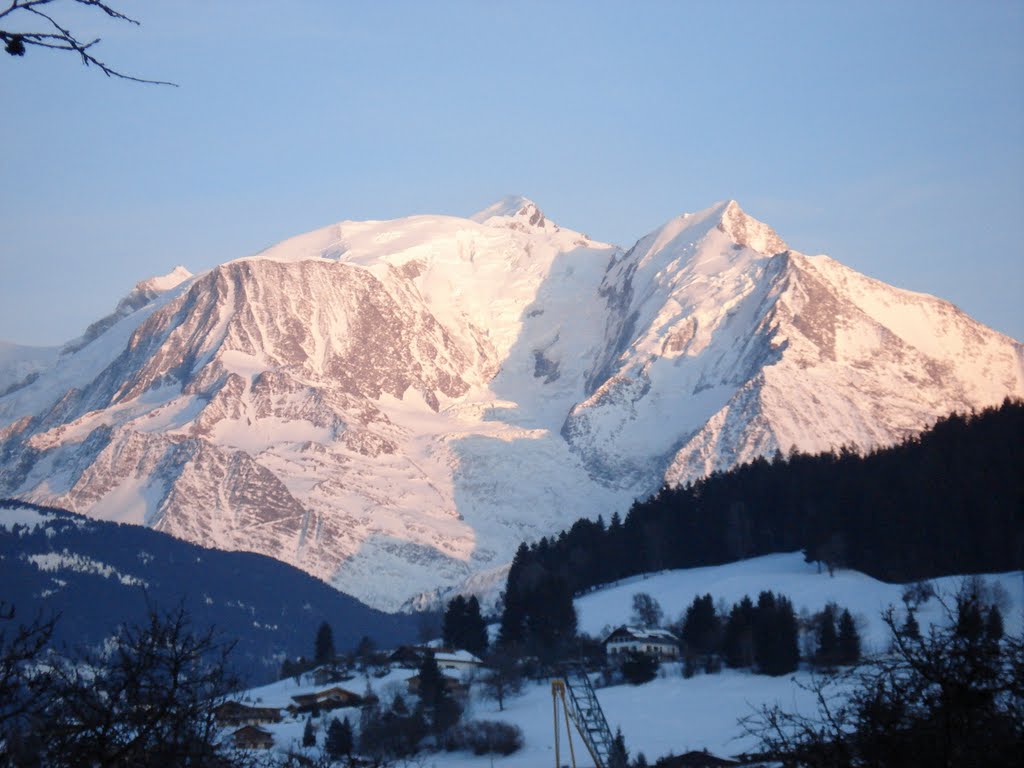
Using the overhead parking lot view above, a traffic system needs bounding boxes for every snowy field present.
[235,553,1023,766]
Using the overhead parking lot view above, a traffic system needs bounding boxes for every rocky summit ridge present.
[1,199,1021,610]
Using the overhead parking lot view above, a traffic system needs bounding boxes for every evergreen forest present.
[498,399,1024,657]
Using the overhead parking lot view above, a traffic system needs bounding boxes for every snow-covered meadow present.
[234,553,1023,765]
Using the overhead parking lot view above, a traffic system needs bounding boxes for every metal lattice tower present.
[551,666,624,768]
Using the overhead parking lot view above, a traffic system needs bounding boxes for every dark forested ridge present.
[0,500,417,682]
[500,399,1024,653]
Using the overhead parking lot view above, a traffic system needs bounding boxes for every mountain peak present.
[714,199,788,254]
[137,265,193,293]
[470,195,551,230]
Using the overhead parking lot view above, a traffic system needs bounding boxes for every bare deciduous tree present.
[0,0,174,85]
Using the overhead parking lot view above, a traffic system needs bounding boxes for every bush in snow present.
[446,719,523,755]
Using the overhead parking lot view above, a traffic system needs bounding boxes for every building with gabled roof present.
[288,685,363,714]
[213,700,282,727]
[231,725,274,750]
[433,648,482,671]
[604,625,680,659]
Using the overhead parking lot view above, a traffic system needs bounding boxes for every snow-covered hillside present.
[1,199,1021,609]
[233,554,1023,764]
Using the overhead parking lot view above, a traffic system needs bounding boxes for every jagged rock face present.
[2,200,1022,610]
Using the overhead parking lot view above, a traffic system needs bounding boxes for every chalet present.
[604,626,680,659]
[405,673,469,699]
[288,685,363,714]
[387,645,427,668]
[231,725,274,750]
[434,649,483,671]
[213,700,282,727]
[309,664,352,686]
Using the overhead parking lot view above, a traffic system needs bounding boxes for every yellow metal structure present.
[551,678,581,768]
[551,668,620,768]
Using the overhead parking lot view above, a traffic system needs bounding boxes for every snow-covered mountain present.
[1,199,1021,610]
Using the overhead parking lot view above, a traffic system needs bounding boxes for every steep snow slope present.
[564,201,1024,485]
[0,341,58,396]
[0,202,638,609]
[1,199,1021,609]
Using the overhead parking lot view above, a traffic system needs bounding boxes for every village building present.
[309,664,353,687]
[213,700,282,727]
[231,725,274,750]
[405,673,469,699]
[433,648,483,671]
[387,645,427,668]
[288,685,364,715]
[604,625,680,659]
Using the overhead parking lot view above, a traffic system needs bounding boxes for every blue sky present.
[1,0,1022,345]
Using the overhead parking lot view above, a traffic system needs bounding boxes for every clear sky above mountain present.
[1,0,1021,345]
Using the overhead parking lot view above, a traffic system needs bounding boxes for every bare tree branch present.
[0,0,176,85]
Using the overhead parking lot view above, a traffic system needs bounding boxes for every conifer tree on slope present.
[325,716,353,760]
[314,621,335,665]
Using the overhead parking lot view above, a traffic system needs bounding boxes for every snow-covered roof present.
[434,649,482,664]
[605,625,679,644]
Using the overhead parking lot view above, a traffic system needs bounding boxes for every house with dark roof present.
[231,725,274,750]
[288,685,364,714]
[309,664,354,686]
[387,645,426,668]
[604,625,680,659]
[213,700,282,727]
[405,673,469,699]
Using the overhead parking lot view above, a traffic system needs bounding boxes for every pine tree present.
[442,595,467,648]
[325,716,352,760]
[986,605,1005,641]
[681,593,719,656]
[754,592,799,676]
[723,595,756,668]
[902,609,921,640]
[956,594,986,640]
[302,715,316,747]
[497,543,530,650]
[416,652,461,742]
[445,595,489,657]
[314,621,335,665]
[608,727,629,768]
[837,608,861,665]
[464,595,489,657]
[816,603,839,667]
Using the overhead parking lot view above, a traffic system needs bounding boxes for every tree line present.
[496,399,1023,659]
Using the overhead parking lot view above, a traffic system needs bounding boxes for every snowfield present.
[233,553,1023,765]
